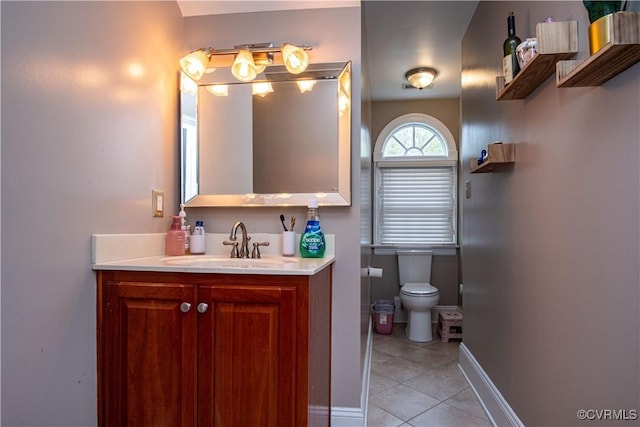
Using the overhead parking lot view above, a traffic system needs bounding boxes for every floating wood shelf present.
[497,20,578,100]
[469,143,515,173]
[556,12,640,87]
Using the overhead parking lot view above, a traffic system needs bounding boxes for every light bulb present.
[281,43,309,74]
[410,73,434,88]
[231,49,257,82]
[179,49,210,81]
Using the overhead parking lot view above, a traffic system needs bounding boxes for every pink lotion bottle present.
[165,216,186,256]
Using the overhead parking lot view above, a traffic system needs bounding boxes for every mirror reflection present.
[180,61,351,207]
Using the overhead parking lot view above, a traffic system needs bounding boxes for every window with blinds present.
[374,113,458,247]
[378,167,456,244]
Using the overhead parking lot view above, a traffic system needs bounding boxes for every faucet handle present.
[251,241,270,259]
[223,240,240,258]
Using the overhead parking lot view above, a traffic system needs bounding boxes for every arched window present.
[374,113,457,247]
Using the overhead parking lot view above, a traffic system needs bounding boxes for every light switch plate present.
[152,190,164,217]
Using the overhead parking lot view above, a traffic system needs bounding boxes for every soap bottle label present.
[300,220,326,258]
[182,225,191,255]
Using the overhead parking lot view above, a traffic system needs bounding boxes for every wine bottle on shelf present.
[502,12,522,84]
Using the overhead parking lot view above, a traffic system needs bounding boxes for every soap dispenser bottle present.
[190,221,206,255]
[166,216,186,256]
[299,199,326,258]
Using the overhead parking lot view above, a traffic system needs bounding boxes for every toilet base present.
[405,310,433,342]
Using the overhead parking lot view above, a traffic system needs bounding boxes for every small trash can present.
[372,299,395,335]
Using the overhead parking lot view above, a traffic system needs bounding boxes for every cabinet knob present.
[197,303,209,313]
[180,302,192,313]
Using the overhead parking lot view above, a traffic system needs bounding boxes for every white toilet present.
[398,250,440,342]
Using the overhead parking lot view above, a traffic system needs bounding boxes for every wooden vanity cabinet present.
[97,267,332,427]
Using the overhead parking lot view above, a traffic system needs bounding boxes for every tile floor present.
[366,323,491,427]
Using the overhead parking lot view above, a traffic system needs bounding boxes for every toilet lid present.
[401,283,438,296]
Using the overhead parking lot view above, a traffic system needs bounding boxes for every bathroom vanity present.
[93,234,334,427]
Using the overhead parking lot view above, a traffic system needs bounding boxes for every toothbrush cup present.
[282,231,297,257]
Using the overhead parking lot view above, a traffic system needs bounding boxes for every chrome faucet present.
[223,221,271,259]
[224,221,251,258]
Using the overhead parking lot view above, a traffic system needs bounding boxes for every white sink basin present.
[162,255,299,269]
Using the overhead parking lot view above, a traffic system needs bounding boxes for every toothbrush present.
[279,214,288,231]
[290,216,296,232]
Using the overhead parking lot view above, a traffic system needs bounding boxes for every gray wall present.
[372,99,460,145]
[370,99,461,306]
[182,7,364,409]
[461,2,639,425]
[1,1,182,425]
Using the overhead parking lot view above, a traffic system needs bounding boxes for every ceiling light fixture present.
[179,42,312,83]
[405,67,438,90]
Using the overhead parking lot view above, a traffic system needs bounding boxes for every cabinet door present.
[197,284,297,427]
[102,281,197,427]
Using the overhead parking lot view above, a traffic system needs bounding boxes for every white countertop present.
[92,233,335,276]
[92,254,334,275]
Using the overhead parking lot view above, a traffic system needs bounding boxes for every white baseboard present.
[361,317,373,425]
[331,406,365,426]
[458,343,524,427]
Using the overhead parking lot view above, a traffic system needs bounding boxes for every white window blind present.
[378,167,456,245]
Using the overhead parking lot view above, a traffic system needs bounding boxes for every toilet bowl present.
[397,250,440,342]
[400,283,439,342]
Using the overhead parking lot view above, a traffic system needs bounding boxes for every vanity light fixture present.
[179,48,214,81]
[281,43,309,74]
[179,42,312,83]
[231,49,257,82]
[405,67,438,90]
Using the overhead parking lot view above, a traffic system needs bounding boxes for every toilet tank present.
[397,250,433,284]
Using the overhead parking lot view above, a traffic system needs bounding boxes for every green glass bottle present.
[502,12,522,84]
[299,200,326,258]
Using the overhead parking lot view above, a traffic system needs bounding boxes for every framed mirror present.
[180,61,351,207]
